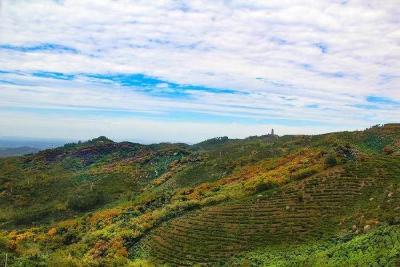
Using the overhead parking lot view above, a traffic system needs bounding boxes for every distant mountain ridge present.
[0,146,39,157]
[0,137,71,149]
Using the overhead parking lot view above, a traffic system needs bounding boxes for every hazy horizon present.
[0,123,384,147]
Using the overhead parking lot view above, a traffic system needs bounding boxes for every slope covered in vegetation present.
[0,124,400,266]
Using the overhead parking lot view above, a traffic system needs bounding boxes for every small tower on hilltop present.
[271,128,275,136]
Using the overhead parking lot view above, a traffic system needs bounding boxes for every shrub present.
[62,231,79,245]
[291,168,318,180]
[336,145,359,161]
[325,154,338,167]
[0,232,9,251]
[67,191,106,212]
[254,179,279,193]
[383,145,394,155]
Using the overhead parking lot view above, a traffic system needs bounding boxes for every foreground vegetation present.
[0,124,400,266]
[231,225,400,266]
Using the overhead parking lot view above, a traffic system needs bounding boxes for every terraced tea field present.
[141,163,389,265]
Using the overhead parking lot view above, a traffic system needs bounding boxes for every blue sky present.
[0,0,399,143]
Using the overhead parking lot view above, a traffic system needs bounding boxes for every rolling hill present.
[0,124,400,266]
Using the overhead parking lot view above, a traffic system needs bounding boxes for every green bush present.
[0,232,9,251]
[254,179,279,193]
[325,154,338,167]
[291,168,318,180]
[67,191,106,212]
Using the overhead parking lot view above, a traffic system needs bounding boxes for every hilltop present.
[0,124,400,266]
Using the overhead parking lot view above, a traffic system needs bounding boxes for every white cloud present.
[0,0,399,141]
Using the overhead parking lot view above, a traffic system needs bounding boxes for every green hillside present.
[1,124,400,266]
